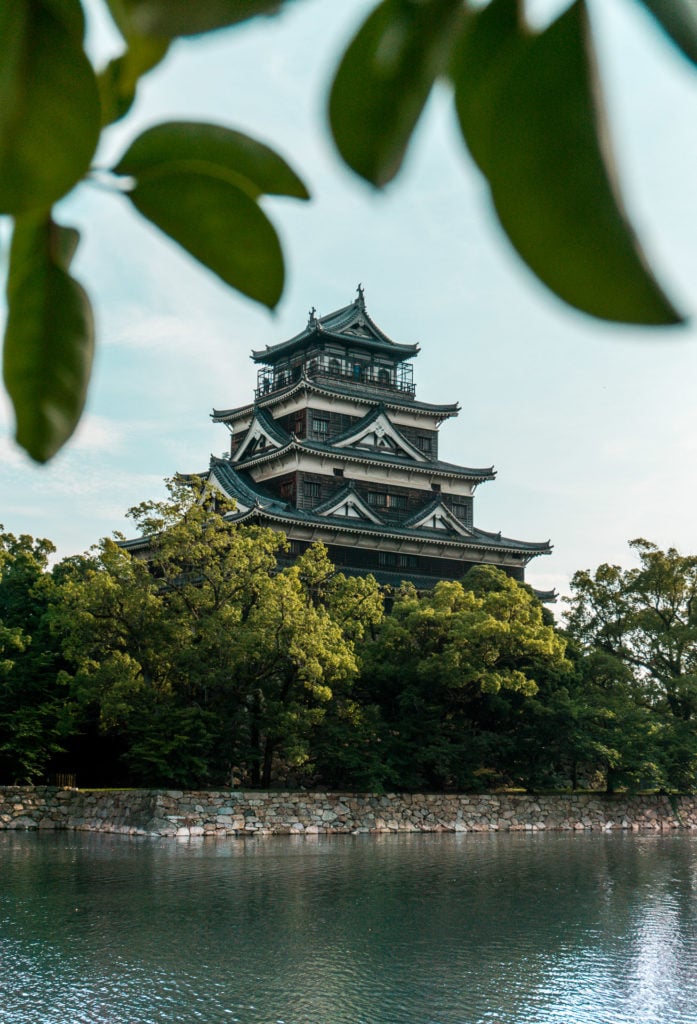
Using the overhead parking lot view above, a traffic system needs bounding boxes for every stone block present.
[9,816,38,829]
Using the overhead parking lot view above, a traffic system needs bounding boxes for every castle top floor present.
[252,286,418,402]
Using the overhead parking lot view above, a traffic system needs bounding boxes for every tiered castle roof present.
[127,288,551,591]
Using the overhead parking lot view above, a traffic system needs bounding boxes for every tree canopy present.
[565,539,697,789]
[50,478,385,787]
[1,0,695,462]
[2,512,697,793]
[358,568,571,790]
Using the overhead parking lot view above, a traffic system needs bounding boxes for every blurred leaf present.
[108,0,286,38]
[452,0,523,176]
[126,167,285,307]
[485,1,682,325]
[41,0,86,39]
[0,0,100,215]
[329,0,464,186]
[637,0,697,65]
[115,122,309,198]
[3,216,95,463]
[98,35,169,127]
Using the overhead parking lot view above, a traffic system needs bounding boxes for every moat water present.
[1,831,696,1024]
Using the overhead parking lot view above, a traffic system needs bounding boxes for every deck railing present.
[255,363,415,401]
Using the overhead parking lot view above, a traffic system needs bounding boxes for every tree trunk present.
[262,738,275,789]
[250,692,262,788]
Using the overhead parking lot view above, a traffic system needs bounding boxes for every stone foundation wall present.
[2,787,697,837]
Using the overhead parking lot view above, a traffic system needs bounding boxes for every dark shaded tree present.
[0,528,74,782]
[565,539,697,790]
[358,568,569,790]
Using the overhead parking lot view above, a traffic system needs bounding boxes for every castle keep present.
[194,288,551,589]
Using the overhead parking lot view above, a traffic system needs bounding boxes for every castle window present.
[388,494,407,511]
[378,552,417,570]
[280,481,295,501]
[431,482,441,492]
[303,481,321,500]
[367,491,387,508]
[311,415,329,437]
[368,492,407,511]
[451,502,469,522]
[417,436,434,454]
[333,468,344,477]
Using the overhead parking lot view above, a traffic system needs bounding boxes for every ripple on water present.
[2,831,697,1024]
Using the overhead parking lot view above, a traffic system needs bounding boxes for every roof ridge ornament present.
[307,306,318,327]
[356,283,365,310]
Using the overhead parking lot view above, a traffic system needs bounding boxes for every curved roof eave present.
[232,439,494,481]
[211,378,460,423]
[225,506,551,557]
[251,330,418,364]
[250,296,419,363]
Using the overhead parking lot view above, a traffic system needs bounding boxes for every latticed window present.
[378,552,418,569]
[368,492,407,511]
[311,415,329,436]
[367,491,387,508]
[451,502,472,525]
[303,481,321,500]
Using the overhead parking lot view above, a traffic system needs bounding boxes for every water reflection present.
[1,831,696,1024]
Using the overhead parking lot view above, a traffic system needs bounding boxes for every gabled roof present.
[232,434,494,482]
[231,407,290,463]
[201,457,551,561]
[228,503,551,559]
[206,459,283,512]
[212,377,460,423]
[403,498,473,536]
[331,405,427,462]
[311,481,384,524]
[251,287,419,365]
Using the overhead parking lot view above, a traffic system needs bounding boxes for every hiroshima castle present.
[190,287,551,590]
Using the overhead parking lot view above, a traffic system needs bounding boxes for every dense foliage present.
[565,539,697,791]
[1,502,696,792]
[2,0,694,462]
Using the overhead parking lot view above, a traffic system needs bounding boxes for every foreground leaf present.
[126,167,285,307]
[41,0,86,40]
[98,35,169,127]
[3,216,95,463]
[108,0,286,37]
[452,0,522,176]
[637,0,697,65]
[482,1,682,324]
[329,0,464,186]
[0,0,100,215]
[115,122,309,198]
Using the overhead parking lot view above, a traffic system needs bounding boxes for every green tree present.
[2,0,694,462]
[54,478,383,787]
[0,528,73,782]
[360,567,569,790]
[506,644,660,792]
[565,539,697,789]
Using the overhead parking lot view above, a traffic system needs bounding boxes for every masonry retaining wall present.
[2,787,697,837]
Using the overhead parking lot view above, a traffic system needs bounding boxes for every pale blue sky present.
[1,0,696,605]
